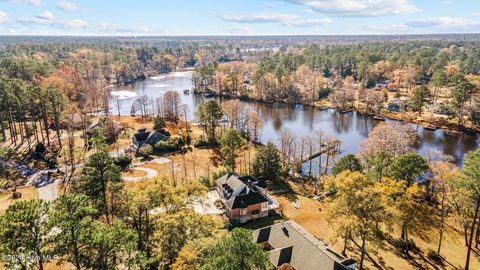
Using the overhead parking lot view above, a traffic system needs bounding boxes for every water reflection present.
[111,71,479,167]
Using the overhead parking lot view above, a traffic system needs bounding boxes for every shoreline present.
[195,91,479,135]
[107,67,194,88]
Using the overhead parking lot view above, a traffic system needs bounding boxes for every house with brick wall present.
[215,173,279,223]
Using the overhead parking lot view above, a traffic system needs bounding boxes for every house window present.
[240,208,248,215]
[262,202,268,209]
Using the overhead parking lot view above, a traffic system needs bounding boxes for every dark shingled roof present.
[229,191,269,209]
[133,128,165,144]
[253,221,355,270]
[216,173,270,209]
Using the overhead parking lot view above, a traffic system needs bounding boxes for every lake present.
[110,71,479,170]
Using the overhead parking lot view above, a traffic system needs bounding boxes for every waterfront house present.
[428,103,451,116]
[387,102,401,112]
[387,98,408,112]
[132,128,166,148]
[215,173,279,223]
[253,220,356,270]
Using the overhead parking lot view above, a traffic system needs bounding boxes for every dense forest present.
[194,40,480,129]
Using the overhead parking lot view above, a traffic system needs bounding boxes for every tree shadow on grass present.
[383,235,447,270]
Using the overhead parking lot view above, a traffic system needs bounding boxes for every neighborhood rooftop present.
[216,173,269,209]
[253,220,356,270]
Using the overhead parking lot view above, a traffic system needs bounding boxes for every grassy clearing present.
[0,186,39,214]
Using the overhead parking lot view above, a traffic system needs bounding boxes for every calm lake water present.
[110,71,479,169]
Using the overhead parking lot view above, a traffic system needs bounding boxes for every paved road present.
[37,180,59,201]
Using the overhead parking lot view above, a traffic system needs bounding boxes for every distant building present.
[428,104,451,116]
[87,119,124,134]
[253,220,356,270]
[387,102,401,112]
[132,128,166,148]
[215,173,279,223]
[387,98,408,112]
[374,79,390,90]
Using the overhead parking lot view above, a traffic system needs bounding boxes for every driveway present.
[192,189,223,215]
[37,180,59,202]
[121,157,171,182]
[122,166,158,182]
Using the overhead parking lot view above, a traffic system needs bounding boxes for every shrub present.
[427,249,442,263]
[138,144,153,157]
[154,140,180,154]
[392,238,418,252]
[153,116,166,131]
[199,176,213,188]
[364,76,376,89]
[194,139,209,148]
[114,155,132,170]
[47,159,58,169]
[212,169,229,181]
[318,87,333,99]
[31,142,47,160]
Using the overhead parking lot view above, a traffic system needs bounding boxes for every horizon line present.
[0,32,479,38]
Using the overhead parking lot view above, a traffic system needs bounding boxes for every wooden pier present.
[300,143,341,163]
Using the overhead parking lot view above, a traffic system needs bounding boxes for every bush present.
[138,144,153,157]
[199,176,213,188]
[392,238,418,253]
[153,116,166,131]
[193,139,210,148]
[364,76,376,89]
[427,249,442,263]
[114,155,132,170]
[47,159,58,169]
[154,140,180,154]
[31,142,47,160]
[318,87,333,99]
[212,169,229,181]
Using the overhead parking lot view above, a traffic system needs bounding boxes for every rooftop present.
[216,173,270,209]
[253,220,356,270]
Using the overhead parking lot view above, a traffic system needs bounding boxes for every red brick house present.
[216,173,279,223]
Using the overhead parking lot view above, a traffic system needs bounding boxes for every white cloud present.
[274,0,419,17]
[406,17,480,28]
[36,10,55,20]
[1,0,41,6]
[52,19,87,28]
[0,11,9,24]
[302,9,316,14]
[290,18,332,27]
[19,16,87,29]
[222,12,332,27]
[57,0,86,12]
[222,13,297,24]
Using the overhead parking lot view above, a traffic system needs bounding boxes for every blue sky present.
[0,0,478,35]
